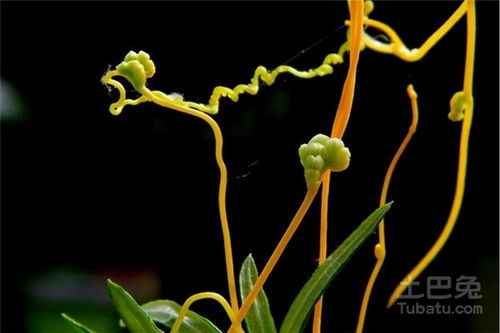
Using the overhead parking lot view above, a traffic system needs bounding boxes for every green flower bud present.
[309,133,329,145]
[323,137,351,171]
[448,91,467,122]
[116,51,156,91]
[304,169,322,190]
[299,134,351,190]
[304,154,325,171]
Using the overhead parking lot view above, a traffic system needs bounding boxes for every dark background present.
[1,1,498,332]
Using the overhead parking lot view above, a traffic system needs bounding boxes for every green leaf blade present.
[239,254,278,333]
[279,202,392,333]
[61,313,99,333]
[107,279,163,333]
[139,300,223,333]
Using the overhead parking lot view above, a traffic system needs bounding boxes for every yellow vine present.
[356,84,419,332]
[101,0,476,331]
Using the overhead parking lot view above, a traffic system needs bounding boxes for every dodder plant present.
[63,0,476,332]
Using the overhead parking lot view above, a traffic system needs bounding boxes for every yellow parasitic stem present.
[137,88,241,314]
[331,0,364,140]
[102,0,476,328]
[227,188,319,333]
[361,1,467,62]
[313,0,364,331]
[103,62,241,315]
[356,84,419,332]
[170,292,243,333]
[101,36,349,331]
[387,0,475,308]
[312,171,331,333]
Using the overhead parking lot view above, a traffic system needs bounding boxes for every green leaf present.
[133,300,223,333]
[279,202,392,333]
[239,254,278,333]
[107,279,163,333]
[61,313,99,333]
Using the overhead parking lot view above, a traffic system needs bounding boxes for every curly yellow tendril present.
[356,84,419,333]
[102,52,240,314]
[170,292,243,333]
[203,54,343,115]
[104,51,345,116]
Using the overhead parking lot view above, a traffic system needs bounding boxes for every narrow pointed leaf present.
[107,279,163,333]
[239,254,277,333]
[61,313,99,333]
[133,300,223,333]
[279,203,392,333]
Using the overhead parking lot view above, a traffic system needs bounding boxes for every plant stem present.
[227,188,319,333]
[313,0,364,331]
[356,84,419,332]
[140,89,240,314]
[387,0,476,308]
